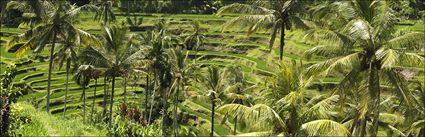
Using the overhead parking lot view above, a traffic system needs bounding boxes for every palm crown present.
[304,0,424,136]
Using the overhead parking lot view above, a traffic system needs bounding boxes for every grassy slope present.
[11,102,105,136]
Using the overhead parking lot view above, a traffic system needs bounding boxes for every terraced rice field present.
[1,13,423,135]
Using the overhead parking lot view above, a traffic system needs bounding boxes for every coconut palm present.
[197,66,228,137]
[217,62,345,136]
[183,21,207,51]
[217,0,307,60]
[5,0,44,33]
[304,0,425,136]
[6,1,101,113]
[78,25,141,129]
[86,0,116,25]
[90,68,102,122]
[74,65,93,124]
[54,42,78,117]
[167,47,191,136]
[221,66,253,135]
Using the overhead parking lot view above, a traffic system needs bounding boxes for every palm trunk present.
[369,63,380,137]
[1,99,11,136]
[145,74,150,120]
[148,71,157,124]
[63,58,70,117]
[123,77,127,104]
[46,30,56,113]
[91,79,97,122]
[162,86,168,137]
[83,79,86,124]
[233,116,237,135]
[359,111,368,137]
[279,24,285,60]
[102,76,108,117]
[211,97,215,137]
[108,76,116,130]
[173,79,180,137]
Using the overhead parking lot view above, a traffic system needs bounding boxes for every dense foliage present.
[0,0,424,136]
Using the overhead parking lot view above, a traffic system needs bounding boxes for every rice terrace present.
[0,0,424,136]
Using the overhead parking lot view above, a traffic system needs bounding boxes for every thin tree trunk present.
[211,97,215,137]
[369,63,380,137]
[279,24,285,60]
[63,58,70,117]
[91,79,97,122]
[360,111,368,137]
[162,86,168,137]
[148,71,157,124]
[1,99,11,136]
[145,74,150,120]
[83,78,86,124]
[0,1,5,39]
[108,76,116,130]
[46,30,56,113]
[173,79,180,137]
[233,116,237,135]
[123,77,127,104]
[102,76,108,117]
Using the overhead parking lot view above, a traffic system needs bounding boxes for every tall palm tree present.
[74,65,93,124]
[90,68,102,122]
[6,1,101,113]
[54,42,78,117]
[222,66,251,135]
[217,0,307,60]
[304,0,425,136]
[79,25,141,129]
[183,20,207,51]
[167,47,190,136]
[5,0,44,34]
[85,0,116,25]
[198,66,227,137]
[218,63,345,136]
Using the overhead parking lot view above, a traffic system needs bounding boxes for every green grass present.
[11,102,106,136]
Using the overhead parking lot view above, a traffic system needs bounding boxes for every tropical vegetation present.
[0,0,423,136]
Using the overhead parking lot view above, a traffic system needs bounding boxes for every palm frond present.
[216,3,272,16]
[407,120,425,136]
[376,48,400,69]
[372,0,396,40]
[217,104,284,130]
[304,52,360,78]
[299,119,349,137]
[302,95,339,121]
[76,28,102,48]
[378,113,404,125]
[343,19,373,44]
[236,131,272,136]
[385,32,425,50]
[221,14,275,33]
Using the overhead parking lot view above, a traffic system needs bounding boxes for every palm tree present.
[6,1,101,113]
[222,66,251,135]
[79,25,141,129]
[54,42,78,117]
[90,68,102,122]
[183,21,207,51]
[74,65,93,124]
[167,47,190,136]
[304,0,425,136]
[86,0,116,25]
[217,62,346,136]
[5,0,43,34]
[217,0,307,60]
[198,66,227,137]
